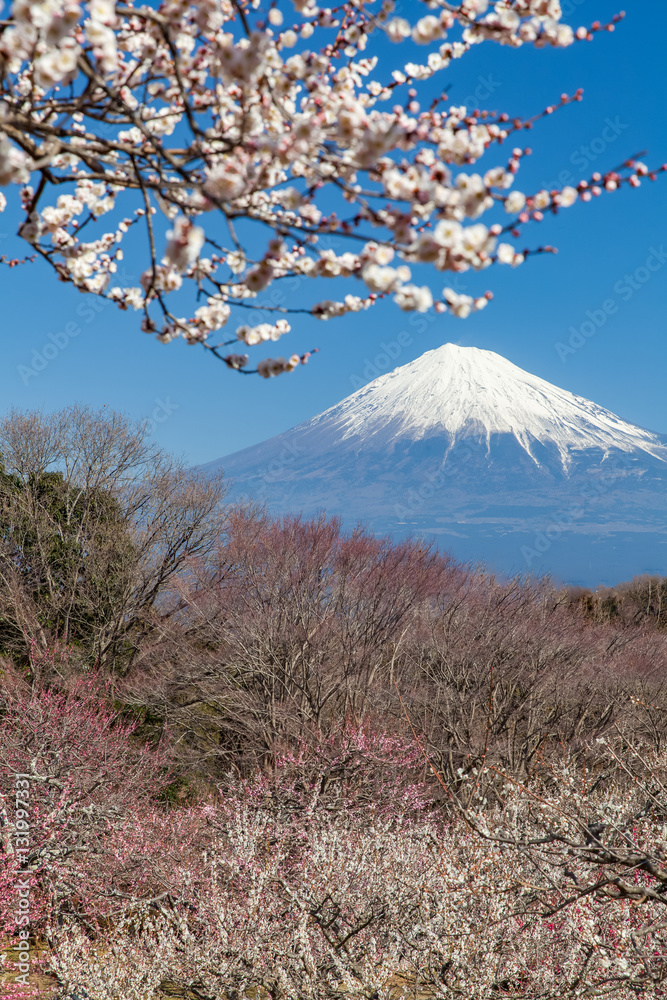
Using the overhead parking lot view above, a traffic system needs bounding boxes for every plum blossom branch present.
[0,0,662,377]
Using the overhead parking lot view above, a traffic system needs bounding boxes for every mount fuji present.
[202,344,667,586]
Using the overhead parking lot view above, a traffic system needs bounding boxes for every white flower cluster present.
[194,296,231,332]
[0,133,32,186]
[443,286,490,318]
[84,0,118,77]
[311,293,370,319]
[412,219,499,274]
[0,0,644,367]
[462,0,576,48]
[140,263,183,295]
[108,286,144,310]
[362,261,412,294]
[222,352,249,370]
[45,738,667,999]
[165,216,206,274]
[307,250,360,279]
[257,354,301,378]
[496,242,523,266]
[1,0,81,88]
[236,319,291,346]
[394,284,433,313]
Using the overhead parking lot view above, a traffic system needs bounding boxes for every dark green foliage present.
[0,405,227,678]
[0,465,137,659]
[567,575,667,629]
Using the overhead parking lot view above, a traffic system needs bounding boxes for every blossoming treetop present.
[0,0,659,376]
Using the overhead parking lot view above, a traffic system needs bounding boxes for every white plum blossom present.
[0,134,31,186]
[41,733,667,999]
[484,166,514,189]
[558,185,580,207]
[372,245,395,266]
[496,242,517,265]
[504,190,527,214]
[0,0,649,371]
[343,293,367,312]
[386,18,411,43]
[204,161,248,203]
[226,251,246,274]
[194,296,231,331]
[108,286,145,310]
[434,219,464,248]
[257,354,300,377]
[534,189,552,210]
[34,42,79,88]
[394,284,434,312]
[412,16,443,45]
[244,263,274,293]
[311,300,347,320]
[362,263,411,294]
[140,264,183,294]
[222,352,249,370]
[443,287,489,318]
[164,217,205,274]
[312,294,369,319]
[236,320,290,346]
[84,0,118,76]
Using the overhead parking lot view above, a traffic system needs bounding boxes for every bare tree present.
[0,404,227,674]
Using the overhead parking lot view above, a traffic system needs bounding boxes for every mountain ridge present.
[202,344,667,586]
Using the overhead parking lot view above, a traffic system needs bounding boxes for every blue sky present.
[1,0,666,467]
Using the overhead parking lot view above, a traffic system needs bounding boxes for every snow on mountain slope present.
[295,343,667,470]
[202,344,667,586]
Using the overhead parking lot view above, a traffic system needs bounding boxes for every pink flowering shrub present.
[127,510,667,790]
[45,731,667,999]
[2,509,667,995]
[0,666,189,939]
[1,654,666,997]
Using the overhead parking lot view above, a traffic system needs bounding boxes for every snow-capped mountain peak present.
[203,343,667,586]
[312,343,666,469]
